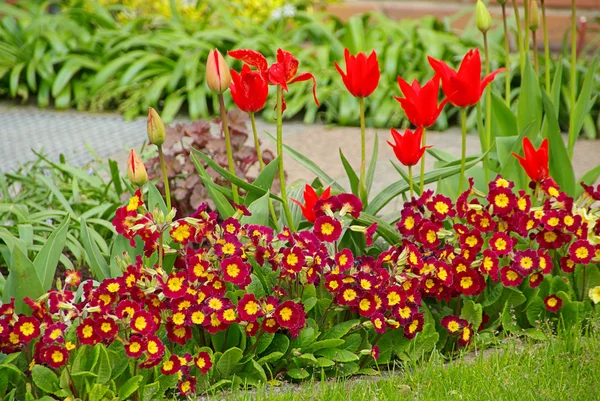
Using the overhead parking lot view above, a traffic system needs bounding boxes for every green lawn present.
[221,330,600,401]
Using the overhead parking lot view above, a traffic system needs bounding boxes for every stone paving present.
[1,101,599,211]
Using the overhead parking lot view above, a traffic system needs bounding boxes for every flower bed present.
[1,4,600,399]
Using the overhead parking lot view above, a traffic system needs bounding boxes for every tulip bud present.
[476,0,492,34]
[206,49,231,94]
[127,149,147,187]
[496,0,507,4]
[147,107,165,146]
[529,0,540,31]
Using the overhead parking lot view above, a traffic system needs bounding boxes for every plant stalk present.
[276,86,295,231]
[532,30,539,74]
[249,113,264,170]
[157,146,171,211]
[250,112,279,225]
[483,32,492,184]
[408,165,414,199]
[541,0,551,92]
[524,0,531,64]
[568,0,577,157]
[219,93,239,204]
[459,108,468,195]
[501,4,511,106]
[419,128,426,194]
[512,0,525,76]
[359,97,368,203]
[581,265,587,301]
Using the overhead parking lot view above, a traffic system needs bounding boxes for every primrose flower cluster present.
[2,171,599,397]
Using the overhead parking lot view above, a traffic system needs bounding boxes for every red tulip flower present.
[388,127,431,167]
[427,49,505,108]
[229,64,268,113]
[512,137,549,182]
[334,48,380,98]
[291,185,331,223]
[228,48,318,109]
[395,76,448,128]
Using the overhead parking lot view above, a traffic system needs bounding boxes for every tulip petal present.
[290,72,319,106]
[228,49,268,75]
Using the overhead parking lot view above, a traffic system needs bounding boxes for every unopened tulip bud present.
[497,0,507,4]
[147,107,165,146]
[529,0,540,31]
[476,0,492,34]
[127,149,147,187]
[206,49,231,94]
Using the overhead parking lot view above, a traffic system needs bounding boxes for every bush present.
[5,0,598,136]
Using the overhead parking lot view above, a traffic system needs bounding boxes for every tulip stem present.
[276,86,295,231]
[483,32,492,185]
[532,30,539,75]
[524,0,531,65]
[419,128,426,194]
[157,146,171,211]
[541,0,551,93]
[568,0,577,158]
[501,3,511,106]
[250,112,279,225]
[250,113,265,170]
[512,0,525,77]
[459,108,467,195]
[359,97,368,203]
[219,93,239,204]
[408,165,414,199]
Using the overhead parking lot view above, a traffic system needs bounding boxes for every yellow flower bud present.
[476,0,492,34]
[529,0,540,31]
[127,149,148,187]
[205,49,231,94]
[147,107,166,146]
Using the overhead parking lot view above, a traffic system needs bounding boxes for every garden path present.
[1,101,599,211]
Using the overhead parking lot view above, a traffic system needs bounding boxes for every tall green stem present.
[358,97,367,203]
[459,108,467,194]
[524,0,531,64]
[512,0,525,76]
[249,113,264,170]
[419,128,426,193]
[541,0,551,92]
[219,93,239,204]
[532,30,539,74]
[483,32,491,184]
[408,165,414,199]
[250,112,278,225]
[568,0,577,157]
[501,4,511,106]
[276,86,295,231]
[157,146,171,211]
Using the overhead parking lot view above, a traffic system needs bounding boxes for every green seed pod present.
[476,0,492,34]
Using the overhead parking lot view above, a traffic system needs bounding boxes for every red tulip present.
[290,185,331,223]
[228,48,319,108]
[388,127,431,167]
[229,64,268,113]
[512,137,549,182]
[427,49,505,108]
[394,76,448,128]
[334,48,380,98]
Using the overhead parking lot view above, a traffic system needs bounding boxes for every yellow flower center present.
[107,283,120,293]
[404,217,415,230]
[465,236,478,247]
[448,321,460,333]
[51,350,64,363]
[50,329,62,340]
[244,301,259,315]
[101,322,112,333]
[506,270,519,281]
[495,238,507,251]
[321,223,335,235]
[359,299,371,311]
[286,253,299,266]
[227,264,240,278]
[172,312,186,326]
[167,277,184,292]
[434,201,449,215]
[209,298,223,310]
[338,254,348,266]
[576,247,589,259]
[172,224,191,242]
[191,311,205,325]
[279,307,292,321]
[126,196,140,212]
[426,230,437,243]
[460,277,473,289]
[494,194,509,208]
[134,317,147,331]
[387,292,400,306]
[163,360,174,371]
[547,298,558,307]
[147,341,159,354]
[82,325,94,338]
[222,243,235,255]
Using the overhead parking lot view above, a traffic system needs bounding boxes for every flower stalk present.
[157,146,171,211]
[249,113,264,170]
[459,108,468,194]
[408,165,414,199]
[512,0,525,76]
[568,0,577,157]
[420,128,426,193]
[501,3,511,106]
[541,0,551,92]
[483,31,492,184]
[218,93,239,204]
[359,97,368,203]
[276,86,295,231]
